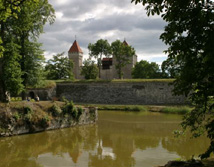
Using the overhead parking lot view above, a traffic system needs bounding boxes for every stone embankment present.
[0,102,97,137]
[57,82,188,105]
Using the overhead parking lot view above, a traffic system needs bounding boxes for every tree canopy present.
[45,52,73,80]
[88,39,111,78]
[0,0,55,101]
[81,59,99,79]
[132,60,162,79]
[111,40,136,79]
[131,0,214,158]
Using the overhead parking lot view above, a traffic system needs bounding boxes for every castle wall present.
[100,66,114,80]
[111,54,137,79]
[56,81,188,105]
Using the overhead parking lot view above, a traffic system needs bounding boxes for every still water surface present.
[0,111,209,167]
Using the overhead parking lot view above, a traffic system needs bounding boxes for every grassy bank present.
[26,79,175,89]
[81,103,192,114]
[148,106,192,114]
[0,101,85,135]
[2,102,192,114]
[63,78,175,83]
[83,104,147,112]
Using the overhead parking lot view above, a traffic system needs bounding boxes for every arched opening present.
[29,91,35,99]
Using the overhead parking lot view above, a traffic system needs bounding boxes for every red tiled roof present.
[123,40,129,46]
[102,58,112,61]
[68,40,83,53]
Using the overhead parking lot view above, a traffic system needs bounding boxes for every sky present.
[39,0,168,65]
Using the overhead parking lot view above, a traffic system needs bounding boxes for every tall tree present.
[161,59,178,78]
[81,59,99,79]
[132,60,161,79]
[0,0,28,102]
[88,39,111,78]
[45,53,73,80]
[23,41,46,87]
[111,40,135,79]
[0,0,55,100]
[12,0,55,99]
[131,0,214,158]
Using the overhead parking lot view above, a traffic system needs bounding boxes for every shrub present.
[24,106,33,114]
[40,115,50,128]
[13,112,21,121]
[63,100,74,115]
[62,96,69,104]
[71,107,78,119]
[77,107,83,117]
[24,113,33,122]
[50,103,62,117]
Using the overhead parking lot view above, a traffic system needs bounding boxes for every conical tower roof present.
[68,40,83,53]
[123,40,129,46]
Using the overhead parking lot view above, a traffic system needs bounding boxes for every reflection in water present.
[0,111,210,167]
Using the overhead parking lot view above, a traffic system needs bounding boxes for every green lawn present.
[79,103,192,114]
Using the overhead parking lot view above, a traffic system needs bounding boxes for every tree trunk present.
[98,54,102,79]
[0,59,7,102]
[0,21,7,102]
[20,33,27,100]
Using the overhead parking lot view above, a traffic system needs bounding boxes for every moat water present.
[0,111,209,167]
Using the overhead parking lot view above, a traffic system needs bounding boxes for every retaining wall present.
[0,107,98,137]
[27,87,56,101]
[56,82,188,105]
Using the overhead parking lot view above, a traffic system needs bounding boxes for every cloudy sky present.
[39,0,168,65]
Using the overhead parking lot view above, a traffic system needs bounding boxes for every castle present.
[68,40,137,80]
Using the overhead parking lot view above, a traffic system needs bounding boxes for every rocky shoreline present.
[0,101,98,137]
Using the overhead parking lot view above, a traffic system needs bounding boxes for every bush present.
[24,113,33,122]
[23,106,33,122]
[71,107,78,119]
[77,107,83,120]
[24,106,33,114]
[50,103,62,117]
[40,115,50,128]
[62,99,83,121]
[63,100,74,115]
[13,112,21,121]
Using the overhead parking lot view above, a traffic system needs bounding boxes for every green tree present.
[24,42,46,87]
[0,0,55,101]
[161,60,178,78]
[45,52,73,80]
[111,40,136,79]
[88,39,111,78]
[132,60,161,79]
[81,59,99,79]
[3,39,23,96]
[0,0,29,101]
[12,0,55,98]
[132,0,214,158]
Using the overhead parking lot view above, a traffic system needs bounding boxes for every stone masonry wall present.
[56,82,188,105]
[27,87,56,101]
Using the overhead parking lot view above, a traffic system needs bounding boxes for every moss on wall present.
[0,101,97,137]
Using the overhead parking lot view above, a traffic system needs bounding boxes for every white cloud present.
[39,0,168,64]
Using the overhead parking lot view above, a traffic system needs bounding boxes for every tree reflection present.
[0,111,210,167]
[161,135,210,159]
[0,124,98,167]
